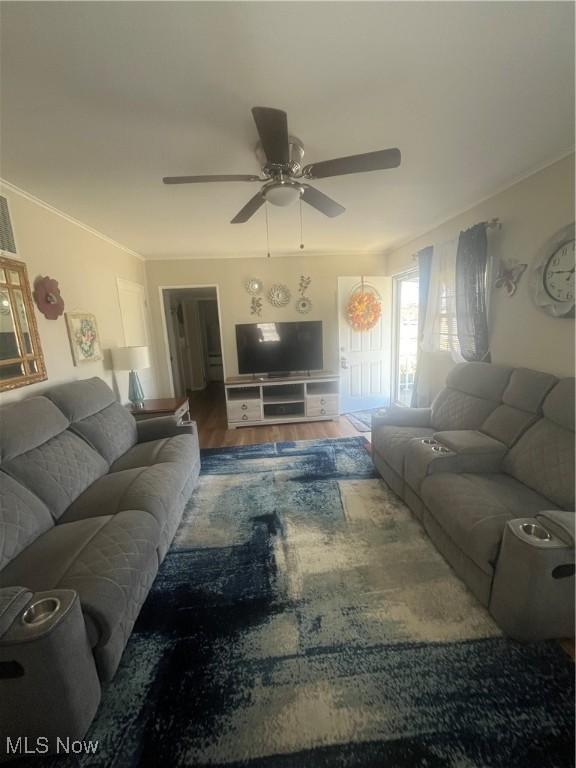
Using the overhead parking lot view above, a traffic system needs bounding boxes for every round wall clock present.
[267,284,291,307]
[531,223,575,318]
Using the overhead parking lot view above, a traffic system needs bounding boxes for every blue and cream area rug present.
[30,438,574,767]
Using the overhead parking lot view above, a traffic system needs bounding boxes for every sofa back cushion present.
[0,397,108,520]
[481,368,557,447]
[503,379,575,509]
[0,472,54,571]
[431,362,512,430]
[46,378,137,464]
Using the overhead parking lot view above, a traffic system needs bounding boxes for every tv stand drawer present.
[227,400,262,422]
[306,394,339,417]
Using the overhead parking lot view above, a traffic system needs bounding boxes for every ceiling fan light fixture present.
[263,181,303,207]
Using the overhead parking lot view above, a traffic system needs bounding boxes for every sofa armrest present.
[0,586,33,638]
[490,516,575,641]
[137,415,196,443]
[372,406,432,429]
[433,431,507,462]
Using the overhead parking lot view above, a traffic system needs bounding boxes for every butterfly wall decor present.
[494,261,528,297]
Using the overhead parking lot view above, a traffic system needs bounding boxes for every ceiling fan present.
[163,107,401,224]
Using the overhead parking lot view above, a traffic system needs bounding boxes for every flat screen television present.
[236,321,323,375]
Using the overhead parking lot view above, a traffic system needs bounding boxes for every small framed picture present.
[65,312,102,365]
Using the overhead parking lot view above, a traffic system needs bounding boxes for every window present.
[393,271,419,405]
[437,283,459,353]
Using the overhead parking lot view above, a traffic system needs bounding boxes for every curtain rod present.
[411,218,501,260]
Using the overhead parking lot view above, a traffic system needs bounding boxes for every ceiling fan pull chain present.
[265,201,271,258]
[299,198,305,250]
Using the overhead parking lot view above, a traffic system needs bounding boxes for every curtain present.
[410,246,432,407]
[421,237,462,358]
[455,223,491,362]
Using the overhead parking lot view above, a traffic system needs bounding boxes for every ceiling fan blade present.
[301,185,345,218]
[303,148,401,180]
[163,174,261,184]
[251,107,289,165]
[230,191,265,224]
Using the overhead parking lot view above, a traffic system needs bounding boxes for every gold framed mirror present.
[0,256,47,391]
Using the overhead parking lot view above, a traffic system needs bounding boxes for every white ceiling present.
[1,2,574,260]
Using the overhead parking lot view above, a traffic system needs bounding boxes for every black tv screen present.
[236,321,323,375]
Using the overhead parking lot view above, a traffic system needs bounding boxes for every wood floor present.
[188,383,369,449]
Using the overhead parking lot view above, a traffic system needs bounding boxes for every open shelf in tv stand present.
[224,372,340,429]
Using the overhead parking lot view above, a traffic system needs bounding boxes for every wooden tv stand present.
[224,371,340,429]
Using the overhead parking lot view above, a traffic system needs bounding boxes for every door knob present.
[340,356,349,370]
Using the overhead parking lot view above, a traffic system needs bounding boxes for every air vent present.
[0,196,17,254]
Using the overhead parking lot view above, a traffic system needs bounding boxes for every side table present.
[127,397,190,423]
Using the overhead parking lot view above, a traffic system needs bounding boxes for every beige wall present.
[386,155,575,383]
[0,185,152,405]
[146,253,388,397]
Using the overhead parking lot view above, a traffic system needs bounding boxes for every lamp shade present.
[112,345,150,371]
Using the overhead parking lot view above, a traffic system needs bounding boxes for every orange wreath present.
[346,290,382,331]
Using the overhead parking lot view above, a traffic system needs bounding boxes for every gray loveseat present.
[372,363,575,639]
[0,377,200,746]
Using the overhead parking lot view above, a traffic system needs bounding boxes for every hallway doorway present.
[161,286,225,400]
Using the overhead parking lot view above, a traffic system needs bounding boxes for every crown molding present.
[0,178,145,262]
[145,248,387,263]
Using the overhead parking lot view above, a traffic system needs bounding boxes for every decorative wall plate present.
[245,277,263,295]
[296,297,312,314]
[267,284,291,307]
[33,275,65,319]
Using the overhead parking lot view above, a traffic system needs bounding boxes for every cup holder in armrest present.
[21,597,61,627]
[520,523,551,541]
[421,438,438,446]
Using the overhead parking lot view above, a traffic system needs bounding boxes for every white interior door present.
[338,276,392,413]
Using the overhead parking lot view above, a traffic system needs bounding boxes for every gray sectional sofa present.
[372,363,575,639]
[0,377,200,745]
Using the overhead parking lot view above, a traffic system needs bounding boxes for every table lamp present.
[112,346,150,408]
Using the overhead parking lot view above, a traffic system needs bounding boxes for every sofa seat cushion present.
[0,510,160,647]
[110,434,198,473]
[60,462,191,529]
[421,473,558,575]
[372,425,434,475]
